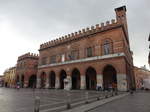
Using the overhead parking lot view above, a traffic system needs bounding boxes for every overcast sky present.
[0,0,149,75]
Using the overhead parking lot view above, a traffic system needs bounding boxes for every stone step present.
[40,92,120,112]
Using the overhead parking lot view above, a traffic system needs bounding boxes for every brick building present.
[134,66,150,89]
[37,6,135,91]
[16,53,38,88]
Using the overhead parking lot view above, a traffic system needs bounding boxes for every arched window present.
[103,39,113,55]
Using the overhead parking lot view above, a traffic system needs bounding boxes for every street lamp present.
[148,33,150,66]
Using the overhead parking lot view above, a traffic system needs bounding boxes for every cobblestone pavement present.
[0,88,112,112]
[88,91,150,112]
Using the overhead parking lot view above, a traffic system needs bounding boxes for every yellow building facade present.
[4,67,16,87]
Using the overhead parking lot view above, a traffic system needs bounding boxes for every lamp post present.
[148,33,150,66]
[85,91,89,104]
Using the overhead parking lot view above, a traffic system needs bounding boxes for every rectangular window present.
[50,55,56,64]
[68,50,79,60]
[41,57,47,65]
[61,54,65,62]
[87,47,93,57]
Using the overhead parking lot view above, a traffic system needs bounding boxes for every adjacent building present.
[134,66,150,89]
[16,53,38,88]
[0,76,4,87]
[36,6,135,91]
[8,67,16,87]
[3,67,16,87]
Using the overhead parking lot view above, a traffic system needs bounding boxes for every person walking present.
[17,82,20,90]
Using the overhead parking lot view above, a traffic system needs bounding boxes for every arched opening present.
[5,82,8,87]
[60,70,67,89]
[28,75,36,88]
[86,67,97,90]
[103,65,117,90]
[102,39,113,55]
[21,75,24,88]
[49,71,56,88]
[72,68,80,89]
[40,72,46,88]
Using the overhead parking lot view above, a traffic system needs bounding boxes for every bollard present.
[85,91,89,104]
[34,96,40,112]
[105,91,108,98]
[97,91,100,100]
[66,91,71,109]
[130,90,133,94]
[97,97,100,100]
[115,91,118,95]
[111,91,114,97]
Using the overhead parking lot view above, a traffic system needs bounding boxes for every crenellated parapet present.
[18,52,39,61]
[39,19,120,50]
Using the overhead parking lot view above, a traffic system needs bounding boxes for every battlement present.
[39,19,121,50]
[18,52,39,61]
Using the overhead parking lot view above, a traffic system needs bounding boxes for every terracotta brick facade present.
[36,6,135,91]
[16,53,38,88]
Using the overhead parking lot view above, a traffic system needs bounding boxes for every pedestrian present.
[17,82,20,90]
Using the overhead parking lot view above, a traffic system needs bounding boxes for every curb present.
[62,93,129,112]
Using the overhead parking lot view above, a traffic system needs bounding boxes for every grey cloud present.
[0,0,150,74]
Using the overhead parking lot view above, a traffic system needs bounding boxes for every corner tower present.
[115,6,129,43]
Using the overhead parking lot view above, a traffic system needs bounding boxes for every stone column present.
[24,75,29,88]
[67,75,72,90]
[45,77,49,89]
[55,76,60,89]
[24,80,28,88]
[80,75,86,89]
[117,74,128,91]
[96,74,103,88]
[36,74,41,88]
